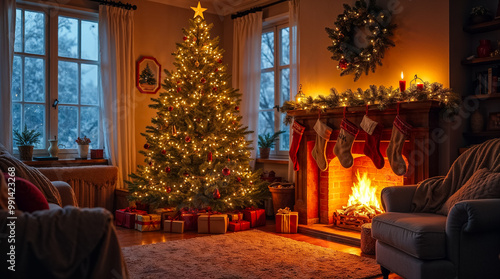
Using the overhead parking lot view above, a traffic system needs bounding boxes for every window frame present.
[260,21,290,158]
[13,3,101,156]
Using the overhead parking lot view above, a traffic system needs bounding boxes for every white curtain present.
[99,5,136,189]
[0,0,16,152]
[232,12,263,169]
[288,0,300,182]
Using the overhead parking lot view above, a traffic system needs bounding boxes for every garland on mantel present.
[280,82,460,125]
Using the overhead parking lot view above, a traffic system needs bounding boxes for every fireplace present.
[288,101,441,225]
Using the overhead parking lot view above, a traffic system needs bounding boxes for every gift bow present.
[278,207,291,214]
[136,215,160,230]
[123,206,137,212]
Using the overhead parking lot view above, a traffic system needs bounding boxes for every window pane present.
[81,21,98,61]
[24,10,45,55]
[280,27,290,66]
[58,61,78,104]
[258,111,274,139]
[12,56,22,101]
[15,9,22,52]
[24,57,45,102]
[261,32,274,69]
[58,106,78,149]
[280,68,290,105]
[12,103,22,138]
[81,64,98,105]
[24,104,45,149]
[80,106,99,147]
[280,114,290,150]
[260,71,274,110]
[58,16,78,58]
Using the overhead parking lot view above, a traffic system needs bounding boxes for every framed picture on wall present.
[136,56,161,94]
[487,112,500,131]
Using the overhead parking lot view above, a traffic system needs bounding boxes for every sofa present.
[371,139,500,279]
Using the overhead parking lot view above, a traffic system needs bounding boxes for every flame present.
[401,71,404,80]
[347,171,382,210]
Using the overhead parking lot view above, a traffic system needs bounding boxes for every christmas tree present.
[139,63,157,85]
[127,3,267,211]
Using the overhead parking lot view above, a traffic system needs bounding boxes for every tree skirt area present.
[122,230,381,279]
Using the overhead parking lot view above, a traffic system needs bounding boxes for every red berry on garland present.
[200,78,206,83]
[185,136,191,143]
[235,106,239,111]
[177,87,181,92]
[161,149,167,155]
[165,166,171,173]
[144,143,150,149]
[338,58,348,70]
[222,167,230,176]
[166,187,172,193]
[213,188,221,199]
[183,172,190,177]
[237,177,242,182]
[207,151,212,162]
[217,59,222,63]
[168,106,174,111]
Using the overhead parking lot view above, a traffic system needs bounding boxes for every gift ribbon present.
[281,213,291,233]
[137,215,160,230]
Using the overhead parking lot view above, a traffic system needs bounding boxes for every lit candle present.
[417,82,424,90]
[399,71,406,92]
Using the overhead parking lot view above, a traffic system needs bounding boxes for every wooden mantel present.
[287,100,442,225]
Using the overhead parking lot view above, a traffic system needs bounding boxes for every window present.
[12,5,100,151]
[259,23,290,157]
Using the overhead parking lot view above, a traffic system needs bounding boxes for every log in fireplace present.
[287,101,442,225]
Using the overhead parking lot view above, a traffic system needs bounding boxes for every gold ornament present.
[172,125,177,136]
[191,2,207,19]
[195,61,200,67]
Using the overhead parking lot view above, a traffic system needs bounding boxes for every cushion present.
[438,168,500,215]
[372,212,447,260]
[2,173,49,212]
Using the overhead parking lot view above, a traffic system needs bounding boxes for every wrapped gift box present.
[164,220,184,233]
[228,220,250,232]
[227,212,243,222]
[115,208,147,229]
[198,214,227,234]
[180,212,198,231]
[135,214,161,232]
[153,208,178,229]
[243,208,266,227]
[276,210,299,233]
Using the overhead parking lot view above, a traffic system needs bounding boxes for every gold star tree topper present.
[191,1,207,19]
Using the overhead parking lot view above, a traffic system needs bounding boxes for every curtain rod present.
[231,0,288,19]
[90,0,137,10]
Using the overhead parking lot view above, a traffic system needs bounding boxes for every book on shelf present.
[475,66,499,96]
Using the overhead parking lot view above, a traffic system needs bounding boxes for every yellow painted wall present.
[298,0,450,98]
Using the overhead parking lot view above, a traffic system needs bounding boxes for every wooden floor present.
[116,220,403,279]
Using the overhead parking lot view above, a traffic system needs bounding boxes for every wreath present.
[325,0,396,81]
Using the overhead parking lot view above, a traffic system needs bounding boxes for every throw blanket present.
[411,138,500,213]
[0,144,62,206]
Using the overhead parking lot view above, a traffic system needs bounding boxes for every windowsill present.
[23,158,109,168]
[255,158,289,165]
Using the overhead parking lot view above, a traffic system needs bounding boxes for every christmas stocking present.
[289,121,305,171]
[334,118,359,168]
[312,119,332,171]
[387,115,412,176]
[360,115,384,169]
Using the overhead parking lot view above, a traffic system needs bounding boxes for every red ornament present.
[193,37,197,41]
[177,87,181,92]
[148,161,153,166]
[214,68,219,72]
[165,166,171,173]
[217,59,222,63]
[183,36,187,41]
[168,106,174,111]
[213,87,218,91]
[161,149,167,155]
[235,106,239,111]
[207,151,212,162]
[166,187,172,193]
[222,167,230,176]
[213,188,221,199]
[201,78,206,83]
[144,143,150,149]
[185,136,191,143]
[237,177,241,182]
[184,172,190,177]
[338,59,348,70]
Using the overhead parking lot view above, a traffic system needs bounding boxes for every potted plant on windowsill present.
[258,131,285,159]
[14,124,41,161]
[75,136,91,159]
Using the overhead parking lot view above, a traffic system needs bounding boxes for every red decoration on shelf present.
[201,78,206,83]
[168,106,174,111]
[183,172,190,177]
[222,167,230,176]
[165,166,171,173]
[237,177,241,182]
[161,149,167,155]
[207,151,213,162]
[338,58,348,70]
[144,143,150,149]
[185,136,191,143]
[213,188,221,199]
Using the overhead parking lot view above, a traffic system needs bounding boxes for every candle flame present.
[401,71,404,79]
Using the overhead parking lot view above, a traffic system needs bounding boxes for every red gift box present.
[90,149,104,159]
[276,211,298,233]
[180,212,198,231]
[243,208,266,228]
[115,207,147,229]
[228,220,250,232]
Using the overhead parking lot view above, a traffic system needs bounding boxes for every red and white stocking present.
[387,115,412,176]
[289,120,305,171]
[360,115,384,169]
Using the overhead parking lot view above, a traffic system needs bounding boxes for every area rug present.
[122,230,381,279]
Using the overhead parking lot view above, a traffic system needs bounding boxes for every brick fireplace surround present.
[287,101,441,225]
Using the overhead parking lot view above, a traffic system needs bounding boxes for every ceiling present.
[147,0,278,16]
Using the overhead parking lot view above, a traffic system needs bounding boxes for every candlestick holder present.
[295,84,305,103]
[410,75,425,90]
